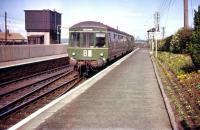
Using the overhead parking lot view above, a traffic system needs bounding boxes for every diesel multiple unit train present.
[67,21,135,70]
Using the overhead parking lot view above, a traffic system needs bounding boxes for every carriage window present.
[70,32,80,47]
[96,33,105,47]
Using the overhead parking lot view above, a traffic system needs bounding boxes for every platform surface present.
[0,54,68,69]
[18,48,172,130]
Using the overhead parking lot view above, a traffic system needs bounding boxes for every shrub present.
[191,53,200,68]
[190,6,200,68]
[164,35,173,51]
[170,30,181,53]
[158,39,164,51]
[180,29,193,53]
[158,35,172,51]
[170,28,192,53]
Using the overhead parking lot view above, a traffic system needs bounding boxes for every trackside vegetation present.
[155,5,200,129]
[158,6,200,69]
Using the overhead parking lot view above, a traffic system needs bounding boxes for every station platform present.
[0,54,68,69]
[11,48,172,130]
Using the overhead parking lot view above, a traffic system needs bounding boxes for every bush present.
[170,30,181,53]
[158,39,164,51]
[190,6,200,68]
[190,31,200,68]
[164,35,173,51]
[158,35,172,51]
[191,53,200,68]
[170,28,192,53]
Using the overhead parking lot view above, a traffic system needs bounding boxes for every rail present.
[0,76,81,119]
[0,65,70,87]
[0,70,77,118]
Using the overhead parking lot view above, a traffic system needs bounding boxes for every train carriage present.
[67,21,134,69]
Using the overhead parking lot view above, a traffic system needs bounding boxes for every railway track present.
[0,65,70,88]
[0,66,84,129]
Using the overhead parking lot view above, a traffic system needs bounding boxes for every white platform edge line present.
[8,48,139,130]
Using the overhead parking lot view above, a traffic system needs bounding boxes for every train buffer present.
[12,48,172,130]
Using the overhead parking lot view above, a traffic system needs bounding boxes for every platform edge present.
[151,55,178,130]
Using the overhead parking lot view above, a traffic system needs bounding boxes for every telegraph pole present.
[5,12,7,44]
[184,0,189,29]
[162,27,165,39]
[147,31,149,45]
[154,12,160,32]
[154,11,160,58]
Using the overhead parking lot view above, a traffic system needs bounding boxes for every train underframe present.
[70,58,106,77]
[69,49,134,77]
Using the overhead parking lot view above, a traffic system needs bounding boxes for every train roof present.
[70,21,133,37]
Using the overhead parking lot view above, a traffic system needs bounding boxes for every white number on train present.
[83,50,92,57]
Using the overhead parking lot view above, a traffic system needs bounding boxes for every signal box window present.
[70,32,80,47]
[96,33,105,47]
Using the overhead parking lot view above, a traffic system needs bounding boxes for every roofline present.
[24,9,62,15]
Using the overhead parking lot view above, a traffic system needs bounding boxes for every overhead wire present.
[164,0,173,29]
[158,0,168,15]
[156,0,173,29]
[154,0,175,38]
[144,0,167,31]
[0,13,25,32]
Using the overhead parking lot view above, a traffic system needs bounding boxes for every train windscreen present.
[70,32,106,48]
[83,33,94,47]
[96,33,105,47]
[70,32,80,47]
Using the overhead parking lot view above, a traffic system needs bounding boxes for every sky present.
[0,0,200,40]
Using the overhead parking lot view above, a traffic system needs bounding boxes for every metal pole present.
[184,0,189,29]
[5,12,7,44]
[154,12,160,32]
[154,11,160,57]
[147,31,149,46]
[162,27,165,39]
[155,32,158,57]
[152,33,154,53]
[57,25,61,44]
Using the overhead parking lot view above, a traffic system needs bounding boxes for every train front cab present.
[67,30,109,68]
